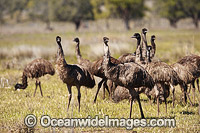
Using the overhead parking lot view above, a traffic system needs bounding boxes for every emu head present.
[142,28,148,34]
[15,83,22,90]
[73,37,79,43]
[56,36,61,43]
[103,37,109,45]
[151,35,156,41]
[147,46,152,51]
[131,33,141,40]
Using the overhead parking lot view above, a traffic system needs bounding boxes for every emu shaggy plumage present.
[73,37,120,102]
[102,37,155,118]
[56,36,95,112]
[15,58,55,96]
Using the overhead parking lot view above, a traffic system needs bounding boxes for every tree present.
[9,0,30,23]
[53,0,94,31]
[0,0,10,23]
[27,0,54,30]
[91,0,111,28]
[107,0,147,30]
[179,0,200,28]
[156,0,185,28]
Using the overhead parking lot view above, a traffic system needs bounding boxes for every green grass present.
[0,25,200,132]
[0,73,200,132]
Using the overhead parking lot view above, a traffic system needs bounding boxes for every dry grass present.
[0,22,200,132]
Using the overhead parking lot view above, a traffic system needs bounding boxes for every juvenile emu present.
[56,36,95,112]
[15,58,55,97]
[73,37,119,102]
[173,54,200,104]
[102,37,155,118]
[118,28,148,64]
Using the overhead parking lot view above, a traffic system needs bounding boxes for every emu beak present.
[131,36,136,38]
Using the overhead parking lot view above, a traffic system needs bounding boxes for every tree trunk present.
[169,20,177,28]
[124,18,130,30]
[193,14,199,28]
[74,20,81,31]
[45,19,53,31]
[105,18,109,29]
[16,10,23,23]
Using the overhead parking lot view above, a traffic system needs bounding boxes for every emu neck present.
[135,37,142,63]
[57,42,67,66]
[104,43,110,58]
[147,50,151,63]
[103,42,111,70]
[142,33,148,47]
[75,42,82,63]
[137,37,141,47]
[151,39,156,58]
[18,74,28,89]
[141,33,148,61]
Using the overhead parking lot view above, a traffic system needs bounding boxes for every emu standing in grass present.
[171,62,194,105]
[102,37,155,118]
[15,58,55,97]
[173,55,200,104]
[73,37,121,103]
[133,33,180,114]
[145,46,180,113]
[73,38,92,69]
[56,36,95,112]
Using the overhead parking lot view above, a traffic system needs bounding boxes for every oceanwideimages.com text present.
[24,114,176,129]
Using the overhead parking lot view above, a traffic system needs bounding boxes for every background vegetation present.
[0,0,200,132]
[0,0,200,30]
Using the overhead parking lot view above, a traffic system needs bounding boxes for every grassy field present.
[0,22,200,132]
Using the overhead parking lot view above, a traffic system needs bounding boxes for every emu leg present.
[170,84,175,107]
[188,84,192,94]
[102,82,106,100]
[128,88,134,118]
[197,79,200,93]
[136,95,145,119]
[93,79,104,103]
[147,95,152,105]
[67,85,72,112]
[129,95,134,118]
[154,84,160,116]
[38,81,43,97]
[103,79,110,99]
[192,80,196,104]
[180,84,188,104]
[107,80,113,100]
[33,80,38,97]
[76,86,81,112]
[109,81,117,100]
[157,96,160,116]
[164,96,167,114]
[183,84,193,106]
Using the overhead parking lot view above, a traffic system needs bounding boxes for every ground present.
[0,22,200,132]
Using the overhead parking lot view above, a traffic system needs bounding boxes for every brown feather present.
[15,58,55,90]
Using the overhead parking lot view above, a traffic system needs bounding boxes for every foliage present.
[157,0,200,28]
[107,0,147,30]
[156,0,185,28]
[27,0,54,30]
[0,0,11,23]
[179,0,200,28]
[53,0,94,30]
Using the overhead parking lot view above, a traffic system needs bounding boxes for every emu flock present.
[15,28,200,118]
